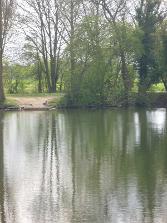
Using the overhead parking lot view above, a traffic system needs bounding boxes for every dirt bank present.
[8,96,56,110]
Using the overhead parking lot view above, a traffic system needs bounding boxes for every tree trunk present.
[50,58,57,93]
[138,77,148,95]
[37,61,42,93]
[0,58,4,101]
[163,81,167,92]
[43,57,51,93]
[161,75,167,92]
[70,0,76,95]
[120,50,131,101]
[0,0,5,101]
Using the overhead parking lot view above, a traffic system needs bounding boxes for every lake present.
[0,108,167,223]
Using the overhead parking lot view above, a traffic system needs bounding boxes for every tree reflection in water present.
[0,109,167,223]
[0,113,5,223]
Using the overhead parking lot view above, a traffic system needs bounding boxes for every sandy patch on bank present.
[9,96,55,109]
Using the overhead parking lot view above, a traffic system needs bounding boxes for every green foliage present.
[62,15,142,106]
[149,83,165,92]
[4,63,37,94]
[154,21,167,90]
[135,0,163,92]
[2,1,167,108]
[0,98,19,109]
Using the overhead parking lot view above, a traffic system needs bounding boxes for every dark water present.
[0,109,167,223]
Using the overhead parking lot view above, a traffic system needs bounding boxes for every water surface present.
[0,108,167,223]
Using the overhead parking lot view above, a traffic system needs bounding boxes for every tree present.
[58,0,83,97]
[22,43,44,93]
[155,21,167,91]
[99,0,133,100]
[20,0,63,93]
[135,0,165,93]
[0,0,15,101]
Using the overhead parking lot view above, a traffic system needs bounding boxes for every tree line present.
[1,0,167,105]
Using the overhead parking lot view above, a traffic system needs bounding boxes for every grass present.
[48,94,66,108]
[0,98,19,109]
[6,93,59,97]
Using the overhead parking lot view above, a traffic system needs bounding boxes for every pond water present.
[0,109,167,223]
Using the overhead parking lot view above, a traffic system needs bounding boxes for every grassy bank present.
[6,93,59,97]
[0,98,19,110]
[49,92,167,109]
[1,92,167,111]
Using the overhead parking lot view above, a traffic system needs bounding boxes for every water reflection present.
[0,113,5,223]
[147,109,166,134]
[0,109,167,223]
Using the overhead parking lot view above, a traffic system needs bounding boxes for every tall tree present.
[0,0,3,100]
[0,0,15,101]
[135,0,164,93]
[100,0,132,99]
[59,0,82,96]
[155,21,167,91]
[20,0,63,93]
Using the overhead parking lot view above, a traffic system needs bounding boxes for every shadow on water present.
[0,109,167,222]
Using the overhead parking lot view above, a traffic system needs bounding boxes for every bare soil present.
[9,96,55,109]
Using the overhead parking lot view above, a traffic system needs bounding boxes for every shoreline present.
[1,92,167,111]
[1,104,167,112]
